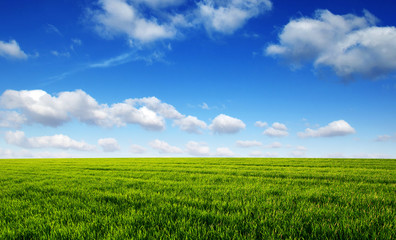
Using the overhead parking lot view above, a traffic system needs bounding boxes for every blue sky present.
[0,0,395,158]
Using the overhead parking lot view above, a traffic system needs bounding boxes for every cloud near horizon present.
[0,89,207,133]
[186,141,211,156]
[266,10,396,80]
[5,131,96,151]
[149,139,183,154]
[129,143,147,154]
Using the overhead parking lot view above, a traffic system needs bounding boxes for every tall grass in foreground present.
[0,158,394,239]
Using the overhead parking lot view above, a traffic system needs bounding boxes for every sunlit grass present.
[0,158,395,239]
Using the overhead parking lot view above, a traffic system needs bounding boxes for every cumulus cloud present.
[197,0,272,34]
[129,144,147,154]
[173,116,207,134]
[254,121,268,128]
[0,111,27,128]
[98,138,120,152]
[91,0,179,43]
[185,141,211,156]
[0,40,28,59]
[266,10,396,79]
[149,139,183,153]
[263,122,288,137]
[128,97,183,119]
[209,114,245,134]
[0,89,202,131]
[298,120,355,138]
[215,147,235,156]
[90,0,272,43]
[4,131,96,151]
[236,140,262,147]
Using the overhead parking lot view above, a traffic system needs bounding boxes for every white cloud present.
[264,152,279,157]
[134,0,185,9]
[0,89,187,131]
[290,145,307,157]
[46,24,63,36]
[209,114,245,134]
[51,50,70,57]
[92,0,177,43]
[351,153,393,159]
[236,140,262,147]
[375,134,396,142]
[4,131,96,151]
[90,0,272,43]
[296,146,307,151]
[0,111,26,128]
[254,121,267,128]
[98,138,120,152]
[326,153,345,158]
[264,141,282,148]
[266,10,396,79]
[215,147,235,156]
[173,115,207,134]
[109,104,165,130]
[200,102,209,110]
[149,139,183,153]
[290,150,306,157]
[128,96,183,119]
[197,0,272,34]
[71,38,82,46]
[0,40,28,59]
[185,141,210,156]
[272,122,287,131]
[90,52,134,68]
[0,148,73,159]
[249,150,263,157]
[263,122,288,137]
[298,120,355,138]
[129,144,147,154]
[0,89,75,127]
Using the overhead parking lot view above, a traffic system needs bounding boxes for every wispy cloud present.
[90,52,134,68]
[374,134,396,142]
[47,50,166,83]
[46,24,63,36]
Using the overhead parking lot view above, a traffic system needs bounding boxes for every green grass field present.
[0,158,394,239]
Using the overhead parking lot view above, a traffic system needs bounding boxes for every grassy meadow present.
[0,158,394,239]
